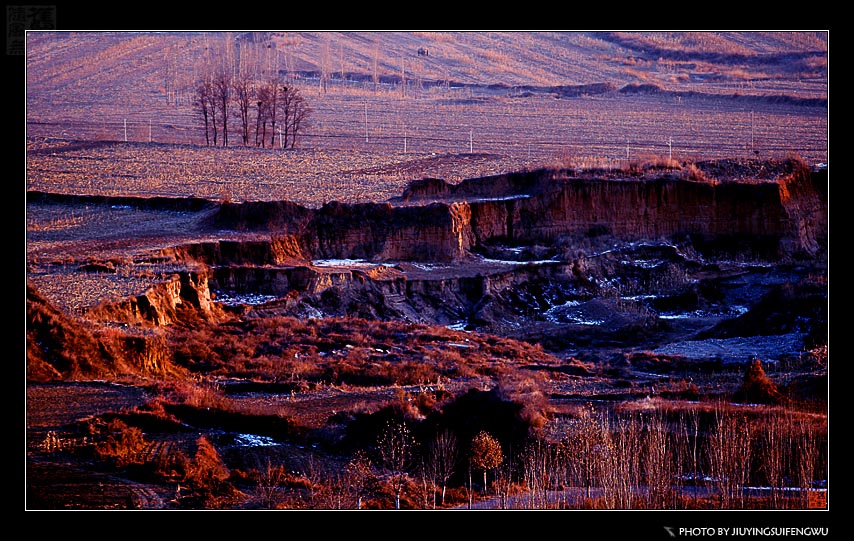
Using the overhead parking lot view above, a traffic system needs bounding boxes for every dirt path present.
[27,458,171,509]
[26,382,171,510]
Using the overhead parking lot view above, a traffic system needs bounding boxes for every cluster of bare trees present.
[194,68,310,149]
[249,402,826,510]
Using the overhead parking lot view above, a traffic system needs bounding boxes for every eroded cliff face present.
[413,166,826,259]
[86,271,223,326]
[87,161,827,328]
[777,166,827,256]
[307,202,473,261]
[468,179,790,248]
[208,163,826,264]
[165,234,307,267]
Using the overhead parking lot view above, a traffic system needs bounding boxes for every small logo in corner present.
[664,526,677,538]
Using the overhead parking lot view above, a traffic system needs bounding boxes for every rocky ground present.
[25,147,828,511]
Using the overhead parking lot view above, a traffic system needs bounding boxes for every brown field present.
[25,31,829,515]
[26,31,827,205]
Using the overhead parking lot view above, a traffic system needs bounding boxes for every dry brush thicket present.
[27,292,828,509]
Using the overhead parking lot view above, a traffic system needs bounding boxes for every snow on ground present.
[470,194,533,202]
[658,305,749,319]
[212,291,279,306]
[544,300,605,325]
[312,259,376,267]
[234,434,278,447]
[653,333,805,363]
[446,322,470,331]
[478,255,558,266]
[411,262,451,271]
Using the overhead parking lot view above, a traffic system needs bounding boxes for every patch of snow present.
[478,255,557,266]
[471,194,533,202]
[214,291,279,306]
[570,317,604,326]
[632,371,671,379]
[234,434,278,447]
[411,262,450,271]
[622,294,659,301]
[545,301,604,325]
[546,300,581,312]
[653,333,804,362]
[628,259,663,269]
[312,259,375,267]
[658,305,748,320]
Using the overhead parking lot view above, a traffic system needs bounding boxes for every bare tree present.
[254,94,268,148]
[426,429,459,507]
[795,414,824,509]
[320,37,331,94]
[563,404,606,502]
[251,75,283,148]
[263,75,284,148]
[707,404,754,508]
[253,457,287,509]
[597,412,638,509]
[521,437,552,508]
[193,50,309,149]
[232,70,254,146]
[193,72,214,146]
[759,409,787,508]
[279,86,312,149]
[213,68,231,147]
[494,457,515,509]
[344,450,377,510]
[372,40,379,94]
[378,419,416,509]
[677,406,702,506]
[643,411,675,509]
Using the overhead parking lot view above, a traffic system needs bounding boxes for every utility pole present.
[469,129,473,154]
[667,137,672,161]
[750,110,755,154]
[400,55,405,98]
[124,119,128,142]
[149,119,152,143]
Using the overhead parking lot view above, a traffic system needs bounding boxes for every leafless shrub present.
[733,359,787,405]
[251,457,289,509]
[164,436,245,508]
[682,162,716,183]
[377,418,417,509]
[706,404,754,508]
[93,418,148,468]
[425,430,460,507]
